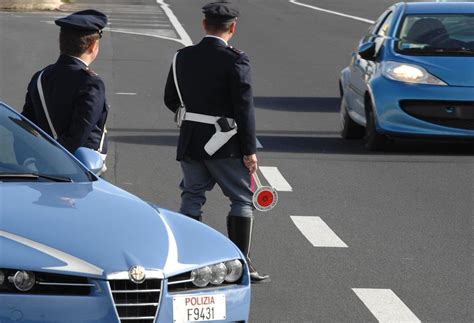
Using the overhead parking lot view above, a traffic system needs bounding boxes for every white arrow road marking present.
[0,230,103,276]
[290,216,348,247]
[353,289,421,323]
[156,0,193,46]
[289,0,375,24]
[45,2,192,46]
[259,166,292,192]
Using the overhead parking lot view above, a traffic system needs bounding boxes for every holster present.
[180,112,238,155]
[204,128,237,156]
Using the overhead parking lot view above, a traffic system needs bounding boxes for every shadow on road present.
[108,130,472,156]
[254,97,340,112]
[258,135,473,156]
[108,134,178,147]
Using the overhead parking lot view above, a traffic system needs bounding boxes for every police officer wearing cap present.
[22,10,109,168]
[164,1,269,282]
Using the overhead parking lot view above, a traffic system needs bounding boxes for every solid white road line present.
[259,166,292,191]
[109,23,171,27]
[289,0,375,24]
[156,0,193,46]
[353,289,421,323]
[107,28,178,43]
[290,216,348,247]
[115,92,137,95]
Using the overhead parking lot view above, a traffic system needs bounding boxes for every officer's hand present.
[243,154,258,174]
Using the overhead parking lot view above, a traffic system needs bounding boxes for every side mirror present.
[358,42,377,60]
[74,147,104,175]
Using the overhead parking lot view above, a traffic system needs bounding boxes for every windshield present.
[0,104,92,182]
[396,14,474,56]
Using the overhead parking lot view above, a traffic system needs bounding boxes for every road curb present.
[0,0,62,10]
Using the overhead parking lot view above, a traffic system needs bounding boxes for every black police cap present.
[202,1,239,23]
[55,10,108,33]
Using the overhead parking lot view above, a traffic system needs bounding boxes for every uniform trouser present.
[179,157,253,218]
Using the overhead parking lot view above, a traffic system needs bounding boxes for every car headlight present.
[190,260,244,287]
[191,266,212,287]
[209,263,227,285]
[224,259,243,283]
[382,61,447,85]
[11,271,36,291]
[0,269,36,292]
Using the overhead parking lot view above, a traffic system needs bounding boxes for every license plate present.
[173,294,226,322]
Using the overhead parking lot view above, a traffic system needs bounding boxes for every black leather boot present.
[227,215,270,283]
[185,214,202,221]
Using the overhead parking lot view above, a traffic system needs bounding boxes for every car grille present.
[167,272,195,293]
[109,279,162,322]
[400,100,474,130]
[35,272,94,295]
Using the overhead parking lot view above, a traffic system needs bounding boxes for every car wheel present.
[365,101,386,151]
[340,95,364,139]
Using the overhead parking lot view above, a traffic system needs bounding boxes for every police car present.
[0,102,250,322]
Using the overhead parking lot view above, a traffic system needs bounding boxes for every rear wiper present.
[0,172,72,182]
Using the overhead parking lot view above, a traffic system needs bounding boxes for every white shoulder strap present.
[36,70,58,139]
[172,52,185,107]
[98,126,107,153]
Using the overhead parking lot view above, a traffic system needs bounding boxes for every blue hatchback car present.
[339,2,474,150]
[0,102,250,322]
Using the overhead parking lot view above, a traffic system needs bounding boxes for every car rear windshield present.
[396,14,474,56]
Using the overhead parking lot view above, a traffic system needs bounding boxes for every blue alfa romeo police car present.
[0,102,250,322]
[339,2,474,150]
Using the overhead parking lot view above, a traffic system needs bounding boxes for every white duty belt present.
[184,112,234,126]
[172,51,237,156]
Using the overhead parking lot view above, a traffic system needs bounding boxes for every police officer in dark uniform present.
[164,1,269,282]
[22,10,109,164]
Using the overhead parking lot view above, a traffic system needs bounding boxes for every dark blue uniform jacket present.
[164,37,256,161]
[22,55,108,154]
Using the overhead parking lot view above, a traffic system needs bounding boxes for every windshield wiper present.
[0,172,72,182]
[403,47,474,55]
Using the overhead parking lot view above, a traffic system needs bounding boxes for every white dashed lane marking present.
[353,289,421,323]
[259,166,292,192]
[290,216,348,247]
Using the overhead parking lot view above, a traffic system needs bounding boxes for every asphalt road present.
[0,0,473,322]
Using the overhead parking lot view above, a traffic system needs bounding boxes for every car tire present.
[365,101,386,151]
[340,95,365,139]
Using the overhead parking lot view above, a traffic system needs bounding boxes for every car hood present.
[393,54,474,87]
[0,181,241,279]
